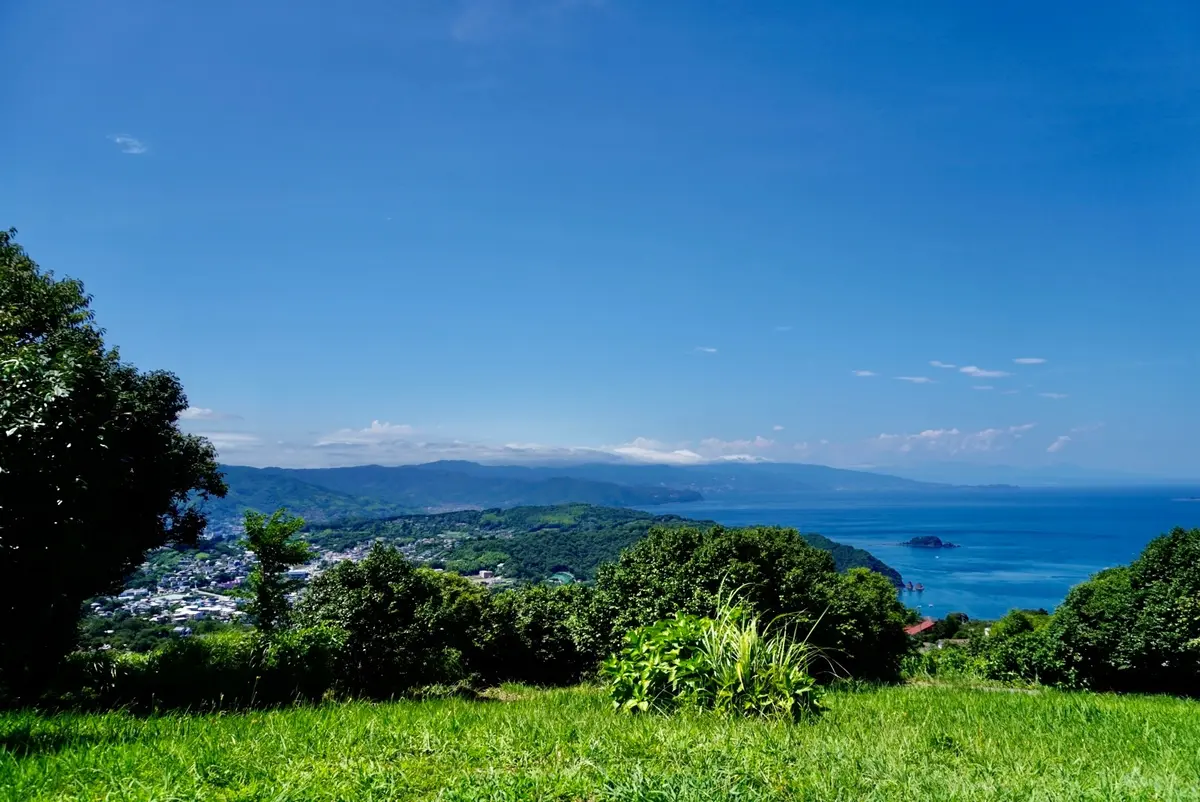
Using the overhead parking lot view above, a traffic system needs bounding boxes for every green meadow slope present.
[3,683,1199,801]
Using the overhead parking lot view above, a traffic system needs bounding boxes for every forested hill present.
[206,464,703,529]
[304,503,904,587]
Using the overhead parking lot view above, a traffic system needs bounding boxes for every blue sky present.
[3,1,1198,474]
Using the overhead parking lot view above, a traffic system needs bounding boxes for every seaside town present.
[89,528,517,635]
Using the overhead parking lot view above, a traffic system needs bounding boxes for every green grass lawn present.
[3,683,1200,801]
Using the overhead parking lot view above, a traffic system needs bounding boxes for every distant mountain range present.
[206,462,704,527]
[410,459,945,496]
[204,459,967,530]
[877,462,1198,487]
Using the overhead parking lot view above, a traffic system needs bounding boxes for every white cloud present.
[108,134,147,155]
[972,385,994,391]
[194,432,262,450]
[1013,357,1047,365]
[877,427,960,454]
[1001,389,1020,395]
[929,360,957,369]
[1047,435,1071,453]
[852,370,877,377]
[610,443,706,465]
[178,406,240,421]
[316,420,416,446]
[960,365,1011,378]
[875,423,1035,455]
[895,376,935,384]
[772,425,785,431]
[1070,422,1104,434]
[774,325,792,332]
[694,346,718,354]
[1039,392,1068,400]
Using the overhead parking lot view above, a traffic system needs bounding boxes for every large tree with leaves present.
[0,229,226,701]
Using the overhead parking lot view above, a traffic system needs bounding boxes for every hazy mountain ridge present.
[415,460,948,496]
[205,462,704,527]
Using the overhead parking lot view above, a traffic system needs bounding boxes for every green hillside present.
[5,683,1198,801]
[204,466,412,529]
[208,464,704,530]
[305,503,904,585]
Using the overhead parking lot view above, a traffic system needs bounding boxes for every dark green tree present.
[244,509,312,635]
[295,543,490,696]
[1048,527,1200,693]
[583,524,912,681]
[0,229,226,701]
[487,583,594,686]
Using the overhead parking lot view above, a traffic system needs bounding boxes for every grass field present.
[3,683,1200,801]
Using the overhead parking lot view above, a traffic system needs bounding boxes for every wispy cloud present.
[1013,357,1047,365]
[1047,435,1071,453]
[852,370,877,377]
[875,423,1036,455]
[108,134,147,155]
[178,406,241,421]
[929,360,957,369]
[772,424,785,431]
[694,346,718,354]
[960,365,1011,378]
[1070,422,1104,433]
[774,325,793,332]
[1002,389,1020,395]
[972,385,994,391]
[316,420,416,446]
[699,435,775,452]
[1039,392,1068,400]
[895,376,935,384]
[194,431,262,450]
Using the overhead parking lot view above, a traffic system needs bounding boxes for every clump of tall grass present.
[601,586,824,720]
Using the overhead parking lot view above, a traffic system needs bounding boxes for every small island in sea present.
[899,535,961,549]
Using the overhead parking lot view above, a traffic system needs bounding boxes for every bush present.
[1047,528,1200,693]
[971,527,1200,694]
[45,627,345,710]
[587,525,910,682]
[294,543,491,697]
[601,589,823,720]
[901,644,984,679]
[487,584,594,686]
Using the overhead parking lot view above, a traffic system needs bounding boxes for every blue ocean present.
[651,487,1200,620]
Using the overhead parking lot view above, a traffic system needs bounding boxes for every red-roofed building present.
[905,618,935,637]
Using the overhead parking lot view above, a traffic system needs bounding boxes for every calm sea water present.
[649,487,1200,620]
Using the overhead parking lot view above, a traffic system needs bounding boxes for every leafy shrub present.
[980,629,1064,686]
[587,525,910,682]
[487,584,594,686]
[1047,527,1200,693]
[902,645,985,679]
[46,626,345,710]
[294,543,491,697]
[971,528,1200,694]
[258,625,346,704]
[821,568,912,681]
[601,589,823,720]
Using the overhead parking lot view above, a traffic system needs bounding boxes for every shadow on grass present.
[0,723,128,757]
